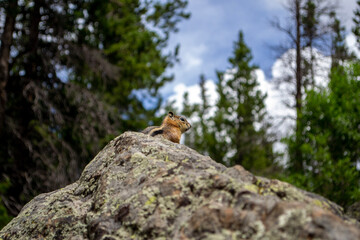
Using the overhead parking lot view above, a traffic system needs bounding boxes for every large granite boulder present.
[1,132,359,239]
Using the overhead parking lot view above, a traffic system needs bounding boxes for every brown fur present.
[142,111,191,143]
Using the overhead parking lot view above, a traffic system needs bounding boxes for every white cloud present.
[336,0,358,30]
[346,33,360,58]
[269,48,331,138]
[167,79,217,116]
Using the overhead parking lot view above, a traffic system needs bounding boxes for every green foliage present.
[285,63,360,207]
[214,31,275,172]
[181,74,214,156]
[283,157,360,207]
[274,0,339,174]
[0,178,12,229]
[276,0,359,208]
[0,0,189,222]
[181,31,278,176]
[302,0,318,47]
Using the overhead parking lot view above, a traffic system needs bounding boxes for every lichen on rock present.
[1,131,359,240]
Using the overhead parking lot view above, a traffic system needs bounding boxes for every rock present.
[347,201,360,222]
[1,131,359,240]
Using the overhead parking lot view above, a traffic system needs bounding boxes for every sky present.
[161,0,358,98]
[161,0,359,151]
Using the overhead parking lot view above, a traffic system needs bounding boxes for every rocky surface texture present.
[347,201,360,222]
[1,131,360,239]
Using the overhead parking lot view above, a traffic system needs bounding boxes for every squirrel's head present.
[167,111,191,133]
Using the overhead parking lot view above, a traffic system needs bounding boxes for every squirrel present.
[142,111,191,143]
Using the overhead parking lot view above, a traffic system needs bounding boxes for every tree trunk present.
[25,0,42,79]
[295,0,303,172]
[0,0,17,135]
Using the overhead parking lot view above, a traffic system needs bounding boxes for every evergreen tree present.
[211,31,275,172]
[198,74,211,144]
[272,0,336,174]
[0,0,189,226]
[281,1,359,208]
[330,12,354,68]
[284,64,360,208]
[302,0,318,87]
[178,32,276,174]
[272,0,305,173]
[182,74,212,154]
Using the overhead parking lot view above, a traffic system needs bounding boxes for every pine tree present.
[330,12,354,68]
[286,63,360,208]
[272,0,305,173]
[0,0,189,226]
[180,74,211,154]
[212,31,275,172]
[272,0,336,173]
[302,0,318,87]
[177,31,277,174]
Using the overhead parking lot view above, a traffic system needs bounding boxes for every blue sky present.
[161,0,357,98]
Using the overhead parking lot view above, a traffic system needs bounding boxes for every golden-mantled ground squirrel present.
[142,111,191,143]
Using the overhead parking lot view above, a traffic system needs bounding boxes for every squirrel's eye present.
[180,117,185,122]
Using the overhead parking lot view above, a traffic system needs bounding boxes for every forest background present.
[0,0,360,228]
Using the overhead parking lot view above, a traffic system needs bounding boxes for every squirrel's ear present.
[168,111,174,119]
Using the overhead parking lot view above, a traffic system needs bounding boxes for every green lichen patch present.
[145,195,157,206]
